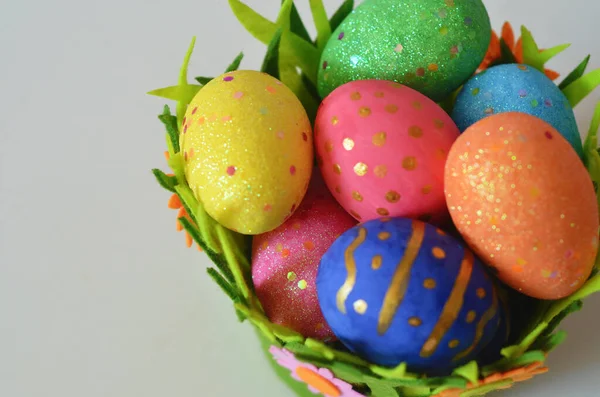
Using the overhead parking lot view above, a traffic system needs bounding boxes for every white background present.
[2,0,600,396]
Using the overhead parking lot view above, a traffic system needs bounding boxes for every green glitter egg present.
[317,0,492,101]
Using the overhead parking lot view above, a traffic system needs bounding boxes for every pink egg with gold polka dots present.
[252,173,357,340]
[315,80,460,224]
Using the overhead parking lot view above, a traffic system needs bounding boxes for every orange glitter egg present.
[445,112,598,300]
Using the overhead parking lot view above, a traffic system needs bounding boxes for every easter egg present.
[315,80,460,224]
[452,64,583,156]
[445,112,599,300]
[180,70,313,235]
[252,174,357,340]
[316,218,501,372]
[317,0,491,101]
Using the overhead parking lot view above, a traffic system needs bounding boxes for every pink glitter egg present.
[252,174,357,340]
[315,80,460,224]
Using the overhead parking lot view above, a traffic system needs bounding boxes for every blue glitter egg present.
[452,64,583,157]
[316,218,501,373]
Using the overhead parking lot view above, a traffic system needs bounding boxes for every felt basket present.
[148,1,600,396]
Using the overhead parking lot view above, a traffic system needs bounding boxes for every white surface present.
[2,0,600,396]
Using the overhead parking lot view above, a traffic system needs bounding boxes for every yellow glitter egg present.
[181,70,313,235]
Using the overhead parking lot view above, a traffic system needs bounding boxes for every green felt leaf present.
[168,153,186,188]
[537,43,571,65]
[329,362,368,384]
[481,350,546,376]
[147,85,202,105]
[226,52,244,72]
[158,105,180,154]
[284,342,329,361]
[192,202,222,254]
[206,267,239,301]
[460,380,513,397]
[194,76,212,85]
[559,55,591,90]
[304,339,336,360]
[282,32,320,85]
[584,103,600,206]
[330,0,354,31]
[370,362,408,380]
[520,26,543,71]
[543,300,583,337]
[501,322,548,359]
[229,0,275,44]
[367,382,400,397]
[216,225,255,305]
[275,0,294,30]
[309,0,332,51]
[540,330,568,352]
[544,273,600,321]
[152,169,178,193]
[562,68,600,107]
[261,28,282,78]
[453,361,479,385]
[177,37,197,125]
[401,386,432,397]
[288,2,312,43]
[270,323,305,344]
[279,58,319,121]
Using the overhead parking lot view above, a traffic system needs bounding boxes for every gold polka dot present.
[333,164,342,175]
[372,131,387,147]
[386,191,401,203]
[377,208,390,216]
[343,138,355,151]
[476,288,487,299]
[325,141,333,153]
[412,101,423,110]
[385,104,398,114]
[359,107,371,118]
[352,191,363,202]
[350,210,362,220]
[331,116,339,125]
[423,279,437,289]
[422,185,432,195]
[354,162,368,176]
[432,247,446,259]
[434,119,445,129]
[402,156,417,171]
[350,92,362,101]
[466,310,477,323]
[448,339,460,349]
[378,232,391,241]
[353,299,368,314]
[374,91,385,98]
[409,317,422,327]
[372,255,383,270]
[374,165,388,178]
[334,185,341,194]
[408,126,423,138]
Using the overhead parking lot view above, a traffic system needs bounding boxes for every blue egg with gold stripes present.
[316,218,502,373]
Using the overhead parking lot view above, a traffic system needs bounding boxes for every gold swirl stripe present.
[377,221,426,335]
[453,287,499,362]
[420,249,474,358]
[336,227,367,314]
